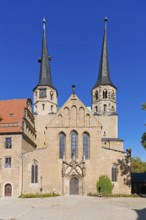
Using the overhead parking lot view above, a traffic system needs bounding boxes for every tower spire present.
[33,19,58,115]
[37,18,56,89]
[91,18,117,116]
[94,17,116,89]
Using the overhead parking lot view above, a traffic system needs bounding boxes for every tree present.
[141,103,146,150]
[96,175,114,194]
[142,103,146,110]
[131,157,146,173]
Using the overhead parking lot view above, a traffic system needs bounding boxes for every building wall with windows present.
[0,134,24,196]
[0,96,131,197]
[18,94,131,196]
[0,99,36,197]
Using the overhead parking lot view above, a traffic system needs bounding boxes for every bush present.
[19,192,60,198]
[96,175,114,194]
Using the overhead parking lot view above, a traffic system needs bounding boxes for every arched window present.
[95,106,98,112]
[50,91,53,100]
[112,106,115,111]
[59,132,66,159]
[71,131,78,158]
[112,90,114,99]
[42,104,45,110]
[31,161,38,183]
[83,133,90,159]
[51,105,53,112]
[95,91,98,100]
[104,104,107,112]
[112,166,117,182]
[103,90,107,99]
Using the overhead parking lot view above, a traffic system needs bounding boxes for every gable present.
[47,94,102,129]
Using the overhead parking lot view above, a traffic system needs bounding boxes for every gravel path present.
[0,196,146,220]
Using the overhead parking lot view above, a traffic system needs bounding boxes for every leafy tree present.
[141,133,146,149]
[142,103,146,110]
[96,175,113,194]
[141,103,146,150]
[131,157,146,173]
[144,162,146,171]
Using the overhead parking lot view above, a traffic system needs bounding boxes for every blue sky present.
[0,0,146,161]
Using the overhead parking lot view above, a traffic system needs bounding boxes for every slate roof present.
[93,18,116,89]
[0,99,27,133]
[34,18,56,91]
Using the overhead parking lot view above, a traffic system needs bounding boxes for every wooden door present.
[70,177,79,195]
[5,184,12,196]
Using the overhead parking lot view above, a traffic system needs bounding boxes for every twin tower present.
[33,18,117,118]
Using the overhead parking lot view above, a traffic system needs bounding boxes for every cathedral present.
[0,18,131,197]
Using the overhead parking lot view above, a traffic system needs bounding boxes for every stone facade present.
[0,19,131,197]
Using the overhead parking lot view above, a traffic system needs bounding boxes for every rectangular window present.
[5,157,12,168]
[5,138,12,149]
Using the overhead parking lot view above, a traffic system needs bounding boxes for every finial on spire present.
[104,17,108,22]
[104,17,108,30]
[72,85,76,94]
[43,18,46,30]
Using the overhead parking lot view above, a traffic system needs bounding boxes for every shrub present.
[19,192,60,198]
[96,175,114,194]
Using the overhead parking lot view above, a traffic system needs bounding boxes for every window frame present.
[95,90,98,100]
[5,137,12,149]
[50,91,54,100]
[71,131,78,159]
[83,132,90,159]
[112,166,117,182]
[103,90,107,99]
[31,161,38,184]
[59,132,66,159]
[4,157,12,168]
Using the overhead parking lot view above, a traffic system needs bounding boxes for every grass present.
[19,192,60,198]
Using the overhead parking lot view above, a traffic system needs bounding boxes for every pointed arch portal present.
[70,177,79,195]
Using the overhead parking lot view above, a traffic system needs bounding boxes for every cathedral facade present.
[0,18,131,197]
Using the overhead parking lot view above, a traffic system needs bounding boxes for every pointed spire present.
[94,17,116,89]
[37,18,56,89]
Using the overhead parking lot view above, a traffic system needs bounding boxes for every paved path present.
[0,196,146,220]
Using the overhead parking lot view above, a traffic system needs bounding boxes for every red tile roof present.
[0,99,28,133]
